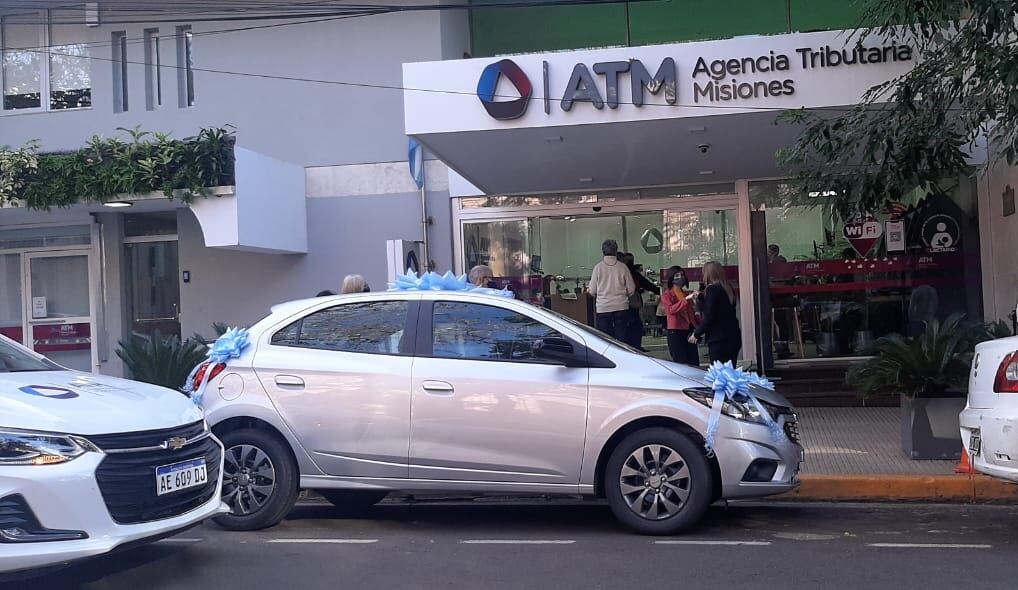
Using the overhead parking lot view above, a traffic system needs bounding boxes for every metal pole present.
[420,179,431,271]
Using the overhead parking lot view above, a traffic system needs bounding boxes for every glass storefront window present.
[460,203,741,363]
[0,225,90,249]
[750,176,983,360]
[459,183,735,209]
[0,254,21,343]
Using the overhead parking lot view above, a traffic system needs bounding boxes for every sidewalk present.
[788,407,1018,502]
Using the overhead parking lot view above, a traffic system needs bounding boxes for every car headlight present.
[683,387,767,425]
[0,429,98,466]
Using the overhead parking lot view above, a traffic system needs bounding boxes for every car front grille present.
[93,427,221,525]
[87,420,206,451]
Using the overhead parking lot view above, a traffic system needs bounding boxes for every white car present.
[0,335,226,575]
[961,333,1018,482]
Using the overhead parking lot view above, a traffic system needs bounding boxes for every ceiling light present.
[103,201,133,208]
[578,177,594,183]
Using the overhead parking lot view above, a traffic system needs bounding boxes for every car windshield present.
[0,337,61,372]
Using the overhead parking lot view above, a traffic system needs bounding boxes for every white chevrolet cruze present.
[0,335,226,575]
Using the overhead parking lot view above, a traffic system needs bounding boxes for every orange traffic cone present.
[955,447,973,474]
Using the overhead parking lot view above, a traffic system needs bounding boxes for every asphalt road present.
[12,500,1018,590]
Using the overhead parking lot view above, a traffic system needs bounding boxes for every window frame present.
[419,298,587,365]
[269,299,419,357]
[0,10,92,116]
[175,25,194,108]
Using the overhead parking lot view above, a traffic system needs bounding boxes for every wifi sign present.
[843,216,884,258]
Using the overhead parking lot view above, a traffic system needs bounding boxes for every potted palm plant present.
[846,313,989,460]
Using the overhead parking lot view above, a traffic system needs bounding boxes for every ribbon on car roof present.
[184,327,250,406]
[388,269,514,298]
[702,361,784,456]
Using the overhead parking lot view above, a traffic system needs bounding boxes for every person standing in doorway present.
[661,266,699,366]
[622,253,660,350]
[691,261,741,364]
[588,240,635,343]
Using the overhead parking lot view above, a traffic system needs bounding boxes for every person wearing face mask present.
[660,265,700,366]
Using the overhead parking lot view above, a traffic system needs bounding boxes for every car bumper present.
[716,420,804,499]
[960,406,1018,483]
[0,443,227,574]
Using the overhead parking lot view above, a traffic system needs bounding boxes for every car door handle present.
[274,375,305,388]
[421,380,454,394]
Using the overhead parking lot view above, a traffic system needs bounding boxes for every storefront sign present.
[885,220,906,252]
[843,215,884,257]
[475,42,913,120]
[31,296,47,319]
[920,214,960,253]
[32,323,91,353]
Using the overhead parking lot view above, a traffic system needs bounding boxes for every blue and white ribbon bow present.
[184,327,250,406]
[702,361,784,455]
[388,269,514,298]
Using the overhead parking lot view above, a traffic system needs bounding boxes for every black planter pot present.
[900,394,966,460]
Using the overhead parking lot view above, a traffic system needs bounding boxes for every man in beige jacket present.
[587,239,636,342]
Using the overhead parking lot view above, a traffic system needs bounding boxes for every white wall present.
[979,154,1018,323]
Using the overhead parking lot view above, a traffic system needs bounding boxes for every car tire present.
[604,427,712,535]
[316,490,388,509]
[213,428,299,531]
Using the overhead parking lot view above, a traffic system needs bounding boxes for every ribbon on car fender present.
[388,269,514,298]
[184,327,250,406]
[702,361,784,456]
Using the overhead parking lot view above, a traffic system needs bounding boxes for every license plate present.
[156,458,208,496]
[969,433,982,456]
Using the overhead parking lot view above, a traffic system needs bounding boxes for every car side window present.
[271,301,408,354]
[432,301,564,362]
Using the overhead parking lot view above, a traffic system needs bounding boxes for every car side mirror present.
[533,337,586,367]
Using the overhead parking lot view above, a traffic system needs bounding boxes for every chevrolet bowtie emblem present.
[165,437,187,451]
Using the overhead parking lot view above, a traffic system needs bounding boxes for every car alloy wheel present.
[222,444,276,515]
[619,444,691,520]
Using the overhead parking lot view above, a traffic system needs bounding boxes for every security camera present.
[697,143,711,154]
[592,206,603,213]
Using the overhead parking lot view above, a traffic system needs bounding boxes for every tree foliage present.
[778,1,1018,217]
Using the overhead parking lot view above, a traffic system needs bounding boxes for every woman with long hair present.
[660,265,700,366]
[691,261,741,364]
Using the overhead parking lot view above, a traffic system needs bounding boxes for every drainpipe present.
[420,178,431,271]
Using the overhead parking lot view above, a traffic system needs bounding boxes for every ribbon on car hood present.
[184,327,250,406]
[702,361,784,455]
[388,269,514,298]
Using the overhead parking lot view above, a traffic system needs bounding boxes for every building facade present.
[1,0,1012,377]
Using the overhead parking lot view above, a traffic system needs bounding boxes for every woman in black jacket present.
[690,261,741,364]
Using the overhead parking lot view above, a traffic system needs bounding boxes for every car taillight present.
[192,361,226,392]
[993,352,1018,393]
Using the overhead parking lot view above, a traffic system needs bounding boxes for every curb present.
[781,474,1018,503]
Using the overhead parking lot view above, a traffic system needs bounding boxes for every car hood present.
[0,371,203,435]
[650,358,794,408]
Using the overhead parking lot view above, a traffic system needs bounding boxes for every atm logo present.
[476,59,533,121]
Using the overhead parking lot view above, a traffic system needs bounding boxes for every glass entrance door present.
[24,251,95,371]
[459,203,741,363]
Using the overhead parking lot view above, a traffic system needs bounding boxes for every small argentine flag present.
[408,137,425,189]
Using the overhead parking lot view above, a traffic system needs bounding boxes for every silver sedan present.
[196,290,802,535]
